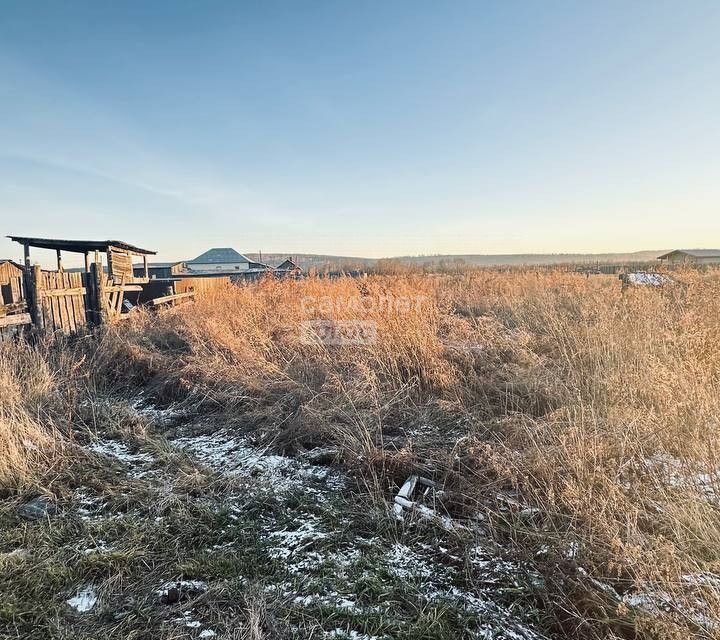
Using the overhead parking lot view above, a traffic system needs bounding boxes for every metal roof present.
[188,247,250,264]
[7,236,156,255]
[657,249,720,260]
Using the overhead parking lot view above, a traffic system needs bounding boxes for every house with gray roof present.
[657,249,720,265]
[186,247,271,278]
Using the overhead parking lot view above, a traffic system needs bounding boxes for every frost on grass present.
[167,423,546,638]
[173,430,345,498]
[67,585,97,613]
[385,543,434,578]
[628,454,720,503]
[623,572,720,632]
[156,580,208,605]
[326,630,387,640]
[87,439,155,477]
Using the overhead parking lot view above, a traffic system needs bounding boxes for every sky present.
[1,0,719,265]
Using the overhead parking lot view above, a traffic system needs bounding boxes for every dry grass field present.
[1,269,719,639]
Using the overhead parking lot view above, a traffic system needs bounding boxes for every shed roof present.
[657,249,720,260]
[275,258,301,271]
[188,247,250,264]
[7,236,156,255]
[0,259,23,270]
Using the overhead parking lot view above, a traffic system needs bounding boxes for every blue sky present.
[1,1,719,264]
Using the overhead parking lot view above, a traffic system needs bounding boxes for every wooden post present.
[23,243,30,268]
[84,252,91,273]
[88,262,108,325]
[143,254,149,280]
[84,269,95,326]
[56,249,63,272]
[92,262,108,325]
[29,264,44,331]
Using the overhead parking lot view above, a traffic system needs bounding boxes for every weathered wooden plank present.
[0,313,31,327]
[40,287,87,297]
[29,265,44,331]
[150,291,195,306]
[0,302,27,317]
[109,249,134,280]
[61,272,75,332]
[106,284,142,293]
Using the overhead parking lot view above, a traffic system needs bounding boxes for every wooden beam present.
[150,291,195,306]
[105,284,142,293]
[56,249,63,272]
[143,254,149,280]
[23,242,30,268]
[85,252,91,273]
[0,302,27,317]
[40,287,86,297]
[0,313,31,328]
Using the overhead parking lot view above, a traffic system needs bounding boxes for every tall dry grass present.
[2,268,719,638]
[0,340,77,488]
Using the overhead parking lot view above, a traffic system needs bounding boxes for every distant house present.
[187,248,250,273]
[183,248,272,282]
[657,249,720,265]
[274,257,303,278]
[185,248,267,272]
[132,261,187,280]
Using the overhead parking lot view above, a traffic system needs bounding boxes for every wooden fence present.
[9,264,144,337]
[1,264,210,341]
[34,269,87,333]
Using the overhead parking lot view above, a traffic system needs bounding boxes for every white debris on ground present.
[199,630,217,639]
[67,585,98,612]
[622,272,673,287]
[392,475,456,530]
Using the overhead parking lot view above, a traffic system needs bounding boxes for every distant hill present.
[392,250,667,267]
[245,251,668,271]
[245,253,375,271]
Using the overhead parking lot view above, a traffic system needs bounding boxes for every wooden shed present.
[6,235,156,333]
[0,259,24,304]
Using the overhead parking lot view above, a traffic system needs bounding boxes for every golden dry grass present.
[2,268,719,638]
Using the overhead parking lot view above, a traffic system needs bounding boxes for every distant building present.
[187,248,251,273]
[0,259,24,304]
[274,257,303,278]
[185,248,270,274]
[657,249,720,265]
[132,261,187,279]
